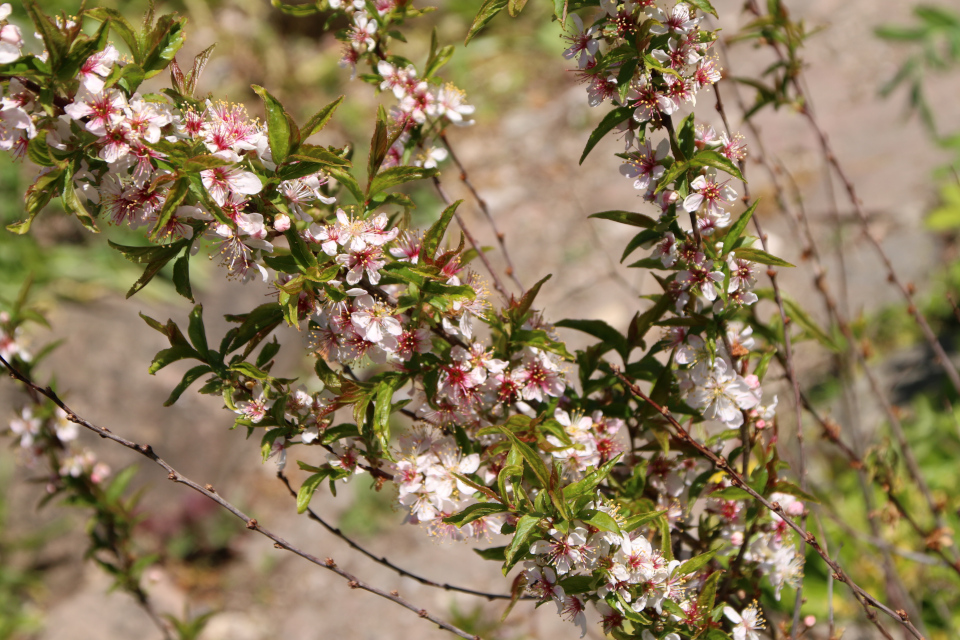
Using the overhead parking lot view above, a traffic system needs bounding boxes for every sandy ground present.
[2,0,959,639]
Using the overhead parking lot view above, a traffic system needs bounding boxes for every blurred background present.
[2,0,960,638]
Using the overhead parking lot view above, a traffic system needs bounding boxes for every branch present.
[276,471,532,601]
[612,366,927,640]
[0,355,481,640]
[439,132,525,294]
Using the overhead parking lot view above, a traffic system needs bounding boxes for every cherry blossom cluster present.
[0,1,820,638]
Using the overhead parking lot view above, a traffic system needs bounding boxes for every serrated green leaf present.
[555,319,630,362]
[588,210,657,228]
[691,149,745,182]
[253,85,294,164]
[771,480,819,504]
[623,509,667,532]
[325,165,364,204]
[297,472,327,513]
[732,246,795,267]
[580,106,633,165]
[684,0,718,18]
[368,166,437,198]
[422,199,462,260]
[503,513,539,572]
[173,253,193,301]
[678,547,720,575]
[148,178,189,242]
[443,502,510,527]
[721,199,759,256]
[164,365,213,406]
[302,96,344,139]
[465,0,509,45]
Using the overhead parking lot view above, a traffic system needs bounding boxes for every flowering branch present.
[612,366,927,640]
[0,354,481,640]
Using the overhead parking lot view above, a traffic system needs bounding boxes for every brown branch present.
[439,132,525,294]
[432,176,511,303]
[612,366,927,640]
[0,355,481,640]
[276,471,532,602]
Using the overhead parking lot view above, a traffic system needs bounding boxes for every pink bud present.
[804,615,816,627]
[274,213,291,232]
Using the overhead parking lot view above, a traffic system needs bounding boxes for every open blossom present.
[620,138,669,191]
[724,603,765,640]
[683,170,737,218]
[78,44,119,93]
[687,359,760,428]
[201,166,263,206]
[563,13,599,68]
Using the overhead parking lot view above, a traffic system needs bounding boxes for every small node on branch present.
[896,609,909,621]
[138,444,152,454]
[324,558,336,568]
[907,304,917,315]
[348,581,360,589]
[906,282,916,295]
[246,518,258,529]
[497,232,505,241]
[205,484,216,493]
[505,267,513,276]
[766,269,777,279]
[390,590,399,597]
[770,501,781,512]
[167,472,176,480]
[804,531,816,544]
[418,609,428,618]
[274,543,283,549]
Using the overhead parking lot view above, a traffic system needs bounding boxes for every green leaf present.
[61,174,99,233]
[253,85,294,164]
[782,297,838,352]
[691,149,745,182]
[173,253,193,301]
[563,454,621,498]
[443,502,509,527]
[511,329,574,360]
[677,113,696,160]
[148,343,201,375]
[297,472,327,513]
[508,0,529,17]
[503,513,539,572]
[581,509,622,535]
[325,166,364,204]
[678,547,720,575]
[187,304,208,355]
[555,319,630,362]
[181,154,234,173]
[368,166,437,198]
[121,242,188,299]
[366,111,389,189]
[499,429,550,489]
[422,200,462,260]
[373,374,405,453]
[655,160,689,193]
[697,571,723,613]
[771,480,819,504]
[721,199,759,256]
[23,0,68,68]
[301,96,344,140]
[148,178,190,242]
[271,0,321,15]
[229,362,268,380]
[732,246,795,268]
[580,106,633,165]
[710,486,752,500]
[513,274,551,320]
[85,8,141,61]
[164,365,213,406]
[225,304,284,353]
[684,0,718,18]
[465,0,508,45]
[588,210,656,229]
[623,509,667,532]
[285,228,318,271]
[141,14,186,78]
[474,545,507,562]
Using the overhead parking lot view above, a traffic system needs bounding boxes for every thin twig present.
[432,176,511,303]
[612,366,927,640]
[0,355,481,640]
[276,471,531,601]
[439,132,525,294]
